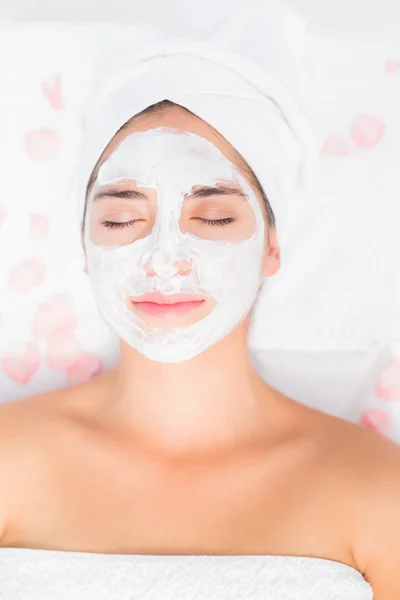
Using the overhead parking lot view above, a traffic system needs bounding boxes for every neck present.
[99,323,279,463]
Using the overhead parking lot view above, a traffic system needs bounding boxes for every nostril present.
[175,259,192,276]
[144,263,155,277]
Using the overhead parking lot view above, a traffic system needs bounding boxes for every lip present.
[129,292,205,317]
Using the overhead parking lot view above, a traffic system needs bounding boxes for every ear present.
[261,227,280,277]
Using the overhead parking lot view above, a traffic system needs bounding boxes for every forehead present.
[97,127,243,196]
[103,105,243,169]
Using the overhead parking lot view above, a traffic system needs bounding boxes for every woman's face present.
[89,111,260,248]
[84,106,280,363]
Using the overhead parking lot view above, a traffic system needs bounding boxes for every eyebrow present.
[93,188,148,201]
[92,184,247,202]
[189,185,247,199]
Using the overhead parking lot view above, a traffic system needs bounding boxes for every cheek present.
[86,239,148,284]
[191,237,263,298]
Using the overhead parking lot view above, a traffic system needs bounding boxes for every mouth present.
[129,292,206,317]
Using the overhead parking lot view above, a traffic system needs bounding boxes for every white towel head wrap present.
[75,40,319,248]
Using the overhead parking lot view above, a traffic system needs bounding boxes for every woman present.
[0,43,399,599]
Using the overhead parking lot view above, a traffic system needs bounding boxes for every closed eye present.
[193,217,235,227]
[102,219,143,230]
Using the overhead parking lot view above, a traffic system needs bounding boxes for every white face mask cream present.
[84,127,265,363]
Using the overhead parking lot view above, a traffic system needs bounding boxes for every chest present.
[4,428,328,555]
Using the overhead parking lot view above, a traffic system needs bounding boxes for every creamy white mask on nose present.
[84,127,265,363]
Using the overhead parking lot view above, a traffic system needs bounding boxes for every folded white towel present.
[0,548,373,599]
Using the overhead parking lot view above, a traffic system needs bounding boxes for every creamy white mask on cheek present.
[84,127,265,363]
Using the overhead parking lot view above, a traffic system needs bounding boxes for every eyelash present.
[102,217,235,230]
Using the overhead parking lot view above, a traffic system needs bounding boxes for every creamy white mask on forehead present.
[84,127,265,363]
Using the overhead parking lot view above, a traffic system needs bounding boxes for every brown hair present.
[82,99,275,241]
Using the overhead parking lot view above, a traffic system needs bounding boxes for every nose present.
[144,258,192,278]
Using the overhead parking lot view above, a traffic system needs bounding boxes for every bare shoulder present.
[298,403,400,592]
[0,370,113,452]
[312,405,400,493]
[300,402,400,505]
[0,373,111,544]
[334,418,400,594]
[0,394,52,542]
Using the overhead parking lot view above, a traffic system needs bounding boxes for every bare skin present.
[0,372,372,565]
[1,364,400,600]
[0,104,399,599]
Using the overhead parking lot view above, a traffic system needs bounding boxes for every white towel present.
[0,548,373,600]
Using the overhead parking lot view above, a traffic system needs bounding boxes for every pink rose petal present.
[386,59,400,74]
[29,213,49,240]
[9,258,46,293]
[350,115,385,149]
[1,341,41,384]
[320,133,350,156]
[34,294,78,340]
[375,360,400,402]
[67,353,103,384]
[41,74,65,111]
[360,408,391,436]
[24,128,60,161]
[46,328,81,371]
